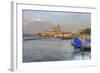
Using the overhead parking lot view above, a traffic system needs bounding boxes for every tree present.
[79,28,91,35]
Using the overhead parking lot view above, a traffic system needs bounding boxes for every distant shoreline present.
[23,36,72,41]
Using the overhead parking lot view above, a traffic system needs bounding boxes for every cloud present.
[27,18,46,22]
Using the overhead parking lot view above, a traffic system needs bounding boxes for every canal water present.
[23,38,91,62]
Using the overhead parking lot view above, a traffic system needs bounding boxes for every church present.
[37,24,73,38]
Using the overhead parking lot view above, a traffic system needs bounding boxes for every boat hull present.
[71,38,91,51]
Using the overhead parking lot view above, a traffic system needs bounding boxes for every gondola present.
[71,37,91,51]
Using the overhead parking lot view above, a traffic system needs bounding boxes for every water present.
[23,38,91,62]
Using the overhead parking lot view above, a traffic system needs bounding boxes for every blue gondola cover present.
[72,38,82,48]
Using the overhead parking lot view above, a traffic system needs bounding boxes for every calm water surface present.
[23,38,91,62]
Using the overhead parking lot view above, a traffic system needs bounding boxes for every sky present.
[23,10,91,34]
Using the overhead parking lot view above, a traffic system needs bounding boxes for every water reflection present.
[72,48,91,60]
[23,38,91,62]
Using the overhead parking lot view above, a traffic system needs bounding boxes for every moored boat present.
[72,37,91,51]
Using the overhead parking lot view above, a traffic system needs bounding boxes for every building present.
[37,24,73,38]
